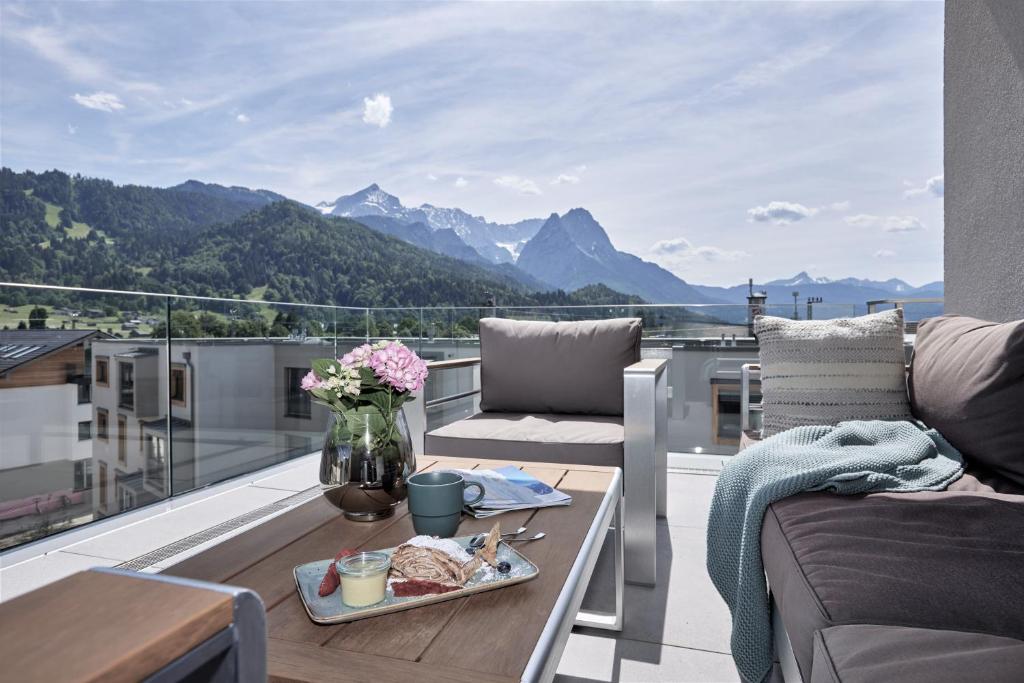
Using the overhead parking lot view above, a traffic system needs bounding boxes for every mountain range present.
[0,168,943,315]
[314,184,716,303]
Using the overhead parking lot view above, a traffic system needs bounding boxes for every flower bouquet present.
[302,341,429,521]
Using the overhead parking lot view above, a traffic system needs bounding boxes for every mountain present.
[169,179,287,208]
[0,168,644,311]
[317,184,544,264]
[692,272,945,317]
[516,209,720,304]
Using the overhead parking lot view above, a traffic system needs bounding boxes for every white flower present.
[327,365,337,375]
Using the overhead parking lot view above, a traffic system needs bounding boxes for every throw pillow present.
[479,317,642,416]
[754,309,912,436]
[908,314,1024,488]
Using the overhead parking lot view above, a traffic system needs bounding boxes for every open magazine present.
[445,466,573,518]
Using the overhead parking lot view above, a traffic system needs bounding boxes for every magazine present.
[445,466,573,518]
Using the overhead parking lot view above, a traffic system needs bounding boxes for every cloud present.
[904,174,943,198]
[874,249,896,258]
[236,113,250,124]
[493,175,541,195]
[426,173,438,181]
[551,173,581,185]
[454,176,468,188]
[648,237,747,266]
[747,201,818,224]
[71,91,124,112]
[362,93,393,127]
[844,214,925,232]
[67,124,77,135]
[828,201,851,211]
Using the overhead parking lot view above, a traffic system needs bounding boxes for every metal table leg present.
[574,493,624,631]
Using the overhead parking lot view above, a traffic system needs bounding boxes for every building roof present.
[0,329,105,375]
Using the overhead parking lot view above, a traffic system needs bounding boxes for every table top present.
[164,456,619,683]
[0,569,234,683]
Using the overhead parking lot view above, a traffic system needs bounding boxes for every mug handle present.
[463,481,486,507]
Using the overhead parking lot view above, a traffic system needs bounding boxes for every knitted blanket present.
[706,420,964,683]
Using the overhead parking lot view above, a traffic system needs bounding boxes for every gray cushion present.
[909,314,1024,488]
[425,412,624,468]
[754,309,912,436]
[811,625,1024,683]
[479,317,642,416]
[762,490,1024,680]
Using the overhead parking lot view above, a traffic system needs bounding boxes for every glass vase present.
[319,406,416,521]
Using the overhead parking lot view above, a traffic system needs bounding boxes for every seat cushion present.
[478,317,641,416]
[908,314,1024,488]
[425,412,624,468]
[754,309,912,436]
[811,625,1024,683]
[762,490,1024,680]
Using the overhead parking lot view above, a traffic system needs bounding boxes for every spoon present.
[469,526,528,548]
[503,532,546,543]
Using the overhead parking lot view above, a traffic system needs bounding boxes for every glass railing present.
[0,282,939,550]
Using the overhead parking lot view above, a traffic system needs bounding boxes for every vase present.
[319,406,417,521]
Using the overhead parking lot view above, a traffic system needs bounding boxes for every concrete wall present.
[945,0,1024,321]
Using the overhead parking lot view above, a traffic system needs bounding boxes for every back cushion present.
[755,309,912,436]
[479,317,642,416]
[909,315,1024,488]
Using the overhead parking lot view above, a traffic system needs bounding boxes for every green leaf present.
[310,358,340,380]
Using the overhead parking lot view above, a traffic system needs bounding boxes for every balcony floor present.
[0,458,738,682]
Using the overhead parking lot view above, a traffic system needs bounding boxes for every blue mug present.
[407,471,485,538]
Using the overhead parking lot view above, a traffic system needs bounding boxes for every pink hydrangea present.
[340,344,375,368]
[300,370,325,391]
[367,341,429,392]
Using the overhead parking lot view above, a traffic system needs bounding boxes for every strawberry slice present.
[318,547,358,597]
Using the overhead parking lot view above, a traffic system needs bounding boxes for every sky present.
[0,1,945,286]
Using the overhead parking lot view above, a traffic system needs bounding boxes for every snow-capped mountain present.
[317,185,543,264]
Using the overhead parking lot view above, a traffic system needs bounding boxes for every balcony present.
[0,281,960,681]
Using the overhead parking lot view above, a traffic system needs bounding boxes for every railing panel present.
[0,286,170,550]
[163,298,336,496]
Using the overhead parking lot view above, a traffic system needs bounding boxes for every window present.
[117,415,127,465]
[120,487,135,512]
[73,460,91,491]
[96,408,109,441]
[95,356,109,386]
[118,361,134,410]
[99,461,108,509]
[77,420,92,441]
[170,364,187,406]
[285,367,312,419]
[146,435,167,493]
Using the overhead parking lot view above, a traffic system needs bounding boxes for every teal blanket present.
[706,420,963,683]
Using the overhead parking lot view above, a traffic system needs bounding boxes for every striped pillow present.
[754,309,911,436]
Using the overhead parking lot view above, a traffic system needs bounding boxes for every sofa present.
[748,314,1024,682]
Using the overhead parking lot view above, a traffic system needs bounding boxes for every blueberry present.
[497,561,511,574]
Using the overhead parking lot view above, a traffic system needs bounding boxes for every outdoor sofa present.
[741,314,1024,682]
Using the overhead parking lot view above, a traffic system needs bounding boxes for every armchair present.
[408,318,668,586]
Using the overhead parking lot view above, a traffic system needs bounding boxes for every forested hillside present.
[0,168,643,309]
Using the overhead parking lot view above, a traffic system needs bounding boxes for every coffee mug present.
[406,471,485,538]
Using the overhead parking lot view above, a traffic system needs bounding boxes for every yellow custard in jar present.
[337,552,390,607]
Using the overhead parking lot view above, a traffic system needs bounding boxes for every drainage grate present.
[116,486,323,572]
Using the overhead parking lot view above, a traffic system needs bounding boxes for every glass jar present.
[337,551,391,607]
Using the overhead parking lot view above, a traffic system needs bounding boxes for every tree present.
[152,310,202,339]
[28,306,48,329]
[197,311,227,338]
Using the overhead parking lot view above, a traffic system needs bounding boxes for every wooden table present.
[164,457,623,683]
